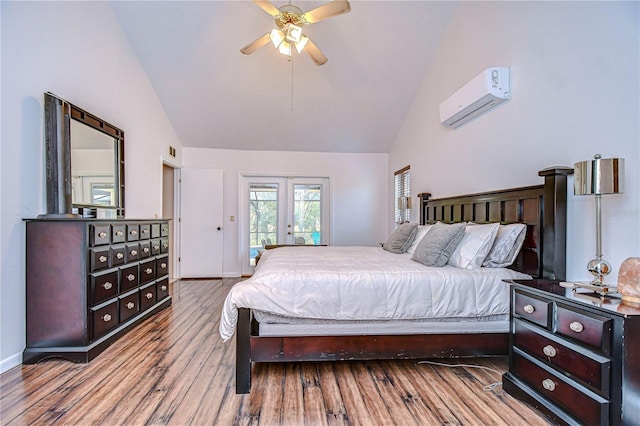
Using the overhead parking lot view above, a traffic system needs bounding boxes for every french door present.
[240,176,329,274]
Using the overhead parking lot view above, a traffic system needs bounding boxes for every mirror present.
[43,92,125,218]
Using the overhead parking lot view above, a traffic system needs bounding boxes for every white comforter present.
[219,246,530,341]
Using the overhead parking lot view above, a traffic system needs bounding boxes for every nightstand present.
[503,279,640,426]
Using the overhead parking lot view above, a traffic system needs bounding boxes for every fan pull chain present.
[290,55,294,110]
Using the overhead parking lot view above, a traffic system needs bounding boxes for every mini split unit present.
[439,67,511,128]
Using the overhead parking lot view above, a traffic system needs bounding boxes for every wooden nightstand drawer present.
[512,352,609,426]
[514,291,552,329]
[556,304,612,354]
[513,320,610,395]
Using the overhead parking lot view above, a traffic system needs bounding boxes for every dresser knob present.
[161,285,167,291]
[542,378,556,392]
[569,321,584,333]
[102,313,112,322]
[163,244,168,249]
[523,304,535,314]
[161,263,167,269]
[154,245,160,251]
[130,230,138,236]
[127,274,135,281]
[98,255,107,263]
[143,247,150,253]
[145,268,153,274]
[142,229,149,234]
[98,231,107,238]
[542,345,557,358]
[116,230,124,236]
[116,253,124,259]
[130,250,138,256]
[102,282,113,290]
[126,302,135,310]
[146,292,153,299]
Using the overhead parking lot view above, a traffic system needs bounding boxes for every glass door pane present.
[291,184,322,245]
[249,183,279,265]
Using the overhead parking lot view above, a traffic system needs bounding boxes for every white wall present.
[1,2,183,372]
[390,1,639,282]
[183,148,389,276]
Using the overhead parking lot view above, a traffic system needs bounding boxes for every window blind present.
[394,165,411,224]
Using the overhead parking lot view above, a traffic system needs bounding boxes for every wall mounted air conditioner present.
[439,67,511,128]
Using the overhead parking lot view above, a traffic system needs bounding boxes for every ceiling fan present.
[240,0,351,66]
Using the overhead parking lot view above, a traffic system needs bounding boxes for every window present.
[394,165,411,224]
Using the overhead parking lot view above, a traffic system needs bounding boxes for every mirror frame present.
[43,92,125,218]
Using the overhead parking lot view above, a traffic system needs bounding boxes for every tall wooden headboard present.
[418,167,573,280]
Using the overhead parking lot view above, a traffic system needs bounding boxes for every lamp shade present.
[574,154,624,195]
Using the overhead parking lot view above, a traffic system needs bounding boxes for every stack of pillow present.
[383,221,527,269]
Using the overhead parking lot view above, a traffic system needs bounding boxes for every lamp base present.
[560,281,618,297]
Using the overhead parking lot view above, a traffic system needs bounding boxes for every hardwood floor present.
[1,278,551,425]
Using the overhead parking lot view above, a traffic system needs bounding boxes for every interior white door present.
[179,168,223,278]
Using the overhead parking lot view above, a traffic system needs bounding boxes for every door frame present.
[161,156,181,280]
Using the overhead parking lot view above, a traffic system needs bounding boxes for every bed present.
[224,167,572,393]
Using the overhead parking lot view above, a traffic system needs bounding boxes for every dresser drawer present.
[90,270,118,305]
[161,223,169,237]
[120,264,139,292]
[140,283,157,311]
[139,223,151,240]
[514,291,552,329]
[513,320,610,395]
[110,244,126,267]
[160,238,170,254]
[556,304,612,354]
[90,224,111,246]
[119,290,140,323]
[139,240,151,258]
[157,277,169,300]
[111,224,126,243]
[91,301,119,340]
[125,242,139,263]
[126,224,140,241]
[156,256,169,277]
[90,247,110,272]
[151,223,161,238]
[512,352,609,426]
[139,259,156,284]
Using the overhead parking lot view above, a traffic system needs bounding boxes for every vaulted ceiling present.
[112,1,457,153]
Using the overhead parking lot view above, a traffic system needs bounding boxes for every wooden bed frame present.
[235,167,573,393]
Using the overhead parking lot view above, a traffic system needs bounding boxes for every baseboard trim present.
[1,352,22,374]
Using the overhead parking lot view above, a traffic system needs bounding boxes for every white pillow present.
[483,223,527,268]
[448,222,500,269]
[406,224,432,255]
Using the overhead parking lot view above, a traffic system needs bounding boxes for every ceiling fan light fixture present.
[284,23,303,43]
[278,40,292,56]
[269,29,285,48]
[294,35,309,53]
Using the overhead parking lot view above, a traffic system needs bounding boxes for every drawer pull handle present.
[142,229,149,234]
[102,282,113,290]
[102,313,112,322]
[163,244,169,249]
[542,345,557,358]
[98,231,107,238]
[162,227,168,233]
[569,321,584,333]
[542,378,556,392]
[161,285,167,291]
[116,253,124,259]
[143,247,150,253]
[116,230,124,236]
[154,245,160,250]
[127,274,136,281]
[98,255,108,263]
[523,304,535,314]
[145,268,153,274]
[146,292,153,299]
[130,230,138,236]
[126,302,135,310]
[130,250,138,256]
[160,263,167,269]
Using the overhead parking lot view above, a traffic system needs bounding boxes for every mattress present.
[219,246,530,341]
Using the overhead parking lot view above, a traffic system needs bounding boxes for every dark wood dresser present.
[24,218,172,363]
[503,279,640,426]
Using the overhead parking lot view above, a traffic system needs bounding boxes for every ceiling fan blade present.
[240,33,271,55]
[303,0,351,24]
[303,38,328,66]
[253,0,280,17]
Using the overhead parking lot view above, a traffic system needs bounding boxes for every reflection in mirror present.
[70,120,117,208]
[43,92,125,218]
